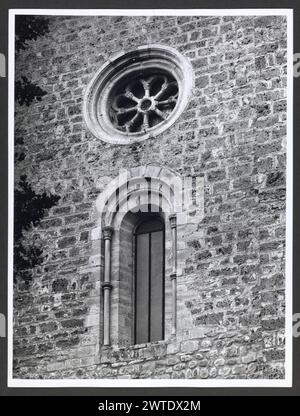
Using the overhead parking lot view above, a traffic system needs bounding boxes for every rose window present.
[83,45,194,145]
[109,73,179,133]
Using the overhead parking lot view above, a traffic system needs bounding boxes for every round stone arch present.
[93,165,185,347]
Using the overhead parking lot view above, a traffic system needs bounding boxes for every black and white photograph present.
[8,8,293,387]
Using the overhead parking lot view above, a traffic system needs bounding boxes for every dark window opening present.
[134,216,165,344]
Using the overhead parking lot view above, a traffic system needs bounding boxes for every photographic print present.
[8,9,293,387]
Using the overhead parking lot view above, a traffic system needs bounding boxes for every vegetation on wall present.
[14,16,59,282]
[14,176,60,282]
[15,76,47,106]
[15,15,50,52]
[15,16,48,106]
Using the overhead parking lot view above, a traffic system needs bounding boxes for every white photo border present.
[8,8,294,388]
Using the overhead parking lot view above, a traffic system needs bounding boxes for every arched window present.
[134,217,165,344]
[96,165,182,347]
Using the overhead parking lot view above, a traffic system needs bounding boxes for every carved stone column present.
[169,214,177,335]
[102,226,113,346]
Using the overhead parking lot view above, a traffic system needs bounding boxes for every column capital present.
[103,226,114,240]
[101,281,113,290]
[169,214,177,229]
[170,272,177,281]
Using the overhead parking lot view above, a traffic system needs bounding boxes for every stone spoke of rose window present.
[110,73,179,133]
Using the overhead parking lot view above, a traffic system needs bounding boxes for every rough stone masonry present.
[13,15,287,379]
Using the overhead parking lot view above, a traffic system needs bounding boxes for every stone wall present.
[13,15,287,379]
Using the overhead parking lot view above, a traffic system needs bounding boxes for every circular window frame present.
[83,45,194,145]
